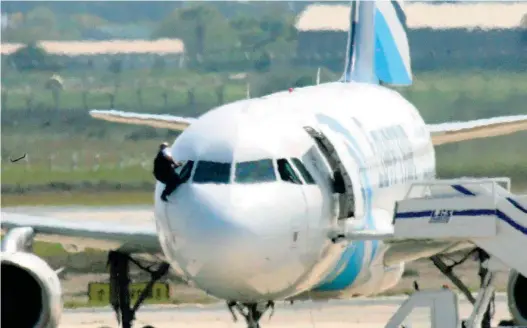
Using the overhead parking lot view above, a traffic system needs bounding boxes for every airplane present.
[2,1,527,328]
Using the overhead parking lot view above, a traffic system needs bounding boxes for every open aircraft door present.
[303,125,365,222]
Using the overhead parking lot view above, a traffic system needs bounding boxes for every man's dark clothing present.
[161,174,182,201]
[153,150,174,184]
[153,149,181,201]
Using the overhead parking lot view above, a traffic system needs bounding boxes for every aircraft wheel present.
[142,325,156,328]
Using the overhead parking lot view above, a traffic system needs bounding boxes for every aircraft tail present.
[341,0,412,86]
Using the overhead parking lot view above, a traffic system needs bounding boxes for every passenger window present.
[193,161,231,184]
[235,159,276,183]
[277,159,302,185]
[178,160,194,183]
[291,158,316,185]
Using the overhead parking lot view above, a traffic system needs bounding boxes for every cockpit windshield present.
[193,161,231,184]
[235,159,276,184]
[291,158,316,184]
[277,158,302,184]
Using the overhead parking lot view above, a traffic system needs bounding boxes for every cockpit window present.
[277,159,302,185]
[177,160,195,183]
[291,158,316,185]
[193,161,231,184]
[235,159,276,183]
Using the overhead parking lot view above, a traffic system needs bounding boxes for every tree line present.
[2,2,526,75]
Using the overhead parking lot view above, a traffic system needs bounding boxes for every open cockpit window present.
[193,161,231,184]
[177,160,194,183]
[291,158,316,185]
[235,159,276,184]
[277,158,302,185]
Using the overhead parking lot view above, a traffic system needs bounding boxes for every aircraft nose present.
[163,184,310,301]
[169,185,258,259]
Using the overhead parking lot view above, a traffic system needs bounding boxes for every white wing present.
[90,110,527,145]
[90,109,196,131]
[428,114,527,146]
[1,212,161,254]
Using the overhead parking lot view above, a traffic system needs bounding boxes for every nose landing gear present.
[227,301,275,328]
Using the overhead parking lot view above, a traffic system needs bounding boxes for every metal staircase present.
[393,178,527,277]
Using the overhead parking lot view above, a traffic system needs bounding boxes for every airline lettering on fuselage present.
[367,125,418,188]
[317,114,427,191]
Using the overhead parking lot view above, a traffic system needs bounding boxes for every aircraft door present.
[318,124,365,220]
[304,125,365,221]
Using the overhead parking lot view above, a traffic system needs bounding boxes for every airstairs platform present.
[383,178,527,328]
[327,178,527,327]
[393,177,527,278]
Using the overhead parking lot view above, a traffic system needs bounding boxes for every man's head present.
[159,142,169,151]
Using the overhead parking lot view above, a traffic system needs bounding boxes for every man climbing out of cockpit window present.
[153,142,183,202]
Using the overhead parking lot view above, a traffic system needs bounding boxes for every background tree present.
[45,74,64,111]
[3,6,80,42]
[71,13,107,29]
[152,4,238,66]
[7,42,62,71]
[108,58,122,100]
[25,6,57,31]
[1,87,8,112]
[187,87,196,107]
[152,56,166,73]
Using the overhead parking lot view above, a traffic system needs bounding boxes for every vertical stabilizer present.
[341,0,412,86]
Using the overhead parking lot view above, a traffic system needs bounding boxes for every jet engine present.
[507,269,527,325]
[1,227,62,328]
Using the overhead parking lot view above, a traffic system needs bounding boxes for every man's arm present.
[162,148,175,163]
[162,148,182,167]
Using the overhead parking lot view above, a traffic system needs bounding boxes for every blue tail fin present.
[341,0,412,86]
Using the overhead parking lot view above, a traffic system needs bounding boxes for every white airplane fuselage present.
[153,81,436,302]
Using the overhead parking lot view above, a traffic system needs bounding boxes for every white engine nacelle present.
[1,251,62,328]
[507,269,527,326]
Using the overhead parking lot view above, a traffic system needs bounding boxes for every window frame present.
[177,160,195,184]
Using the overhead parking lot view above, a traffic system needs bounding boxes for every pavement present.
[62,294,512,328]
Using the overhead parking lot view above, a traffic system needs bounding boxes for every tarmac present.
[62,294,512,328]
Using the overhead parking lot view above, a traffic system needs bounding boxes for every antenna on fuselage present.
[246,82,251,99]
[316,67,321,85]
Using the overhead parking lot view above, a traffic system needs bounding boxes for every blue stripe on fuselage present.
[314,114,379,291]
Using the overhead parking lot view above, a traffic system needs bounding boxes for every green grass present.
[2,165,152,185]
[33,240,70,257]
[1,190,153,207]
